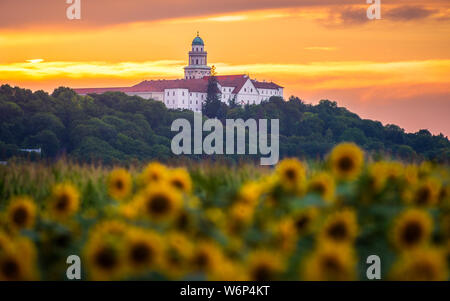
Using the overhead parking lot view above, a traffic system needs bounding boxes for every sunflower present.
[245,250,285,281]
[190,241,224,275]
[390,247,448,281]
[329,143,364,181]
[89,220,129,242]
[404,164,419,186]
[161,232,193,279]
[404,178,441,207]
[391,209,433,250]
[273,219,298,253]
[6,196,36,231]
[204,207,225,228]
[84,239,125,281]
[418,161,433,178]
[0,236,38,281]
[318,209,358,245]
[49,183,80,219]
[236,181,262,206]
[138,184,182,222]
[276,158,307,193]
[302,242,356,281]
[210,259,246,281]
[140,162,168,185]
[118,200,139,219]
[107,168,132,200]
[0,252,35,281]
[0,231,13,252]
[439,184,450,205]
[441,213,450,240]
[227,202,254,234]
[291,207,320,236]
[168,168,192,194]
[367,162,387,192]
[173,210,195,232]
[367,161,403,192]
[124,229,163,274]
[307,172,335,202]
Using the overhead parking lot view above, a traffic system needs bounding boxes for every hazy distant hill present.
[0,84,449,164]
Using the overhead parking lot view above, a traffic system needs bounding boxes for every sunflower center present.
[1,259,20,279]
[402,222,423,246]
[54,233,71,248]
[338,156,354,172]
[322,255,342,274]
[294,215,310,231]
[172,179,184,190]
[55,194,70,211]
[285,168,297,181]
[176,212,190,230]
[148,195,171,215]
[327,221,348,241]
[310,182,326,195]
[114,179,124,190]
[95,247,118,270]
[12,206,29,226]
[252,264,273,281]
[130,242,153,265]
[193,252,209,270]
[415,187,431,205]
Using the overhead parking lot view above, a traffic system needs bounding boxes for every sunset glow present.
[0,0,449,135]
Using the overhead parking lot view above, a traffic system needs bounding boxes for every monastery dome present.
[192,35,204,46]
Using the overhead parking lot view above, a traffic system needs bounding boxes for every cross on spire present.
[197,31,199,37]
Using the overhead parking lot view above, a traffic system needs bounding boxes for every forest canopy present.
[0,84,449,164]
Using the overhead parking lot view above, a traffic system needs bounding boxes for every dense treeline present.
[0,84,449,164]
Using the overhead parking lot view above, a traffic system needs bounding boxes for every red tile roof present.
[251,80,283,89]
[73,74,282,95]
[211,74,249,94]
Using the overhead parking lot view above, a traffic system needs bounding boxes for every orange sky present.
[0,0,449,136]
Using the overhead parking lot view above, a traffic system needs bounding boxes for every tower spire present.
[197,31,199,37]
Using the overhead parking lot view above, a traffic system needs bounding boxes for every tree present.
[202,73,222,118]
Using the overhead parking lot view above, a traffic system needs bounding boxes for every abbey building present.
[74,34,284,112]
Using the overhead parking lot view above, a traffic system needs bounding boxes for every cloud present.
[0,0,356,29]
[385,6,437,21]
[3,0,448,29]
[319,4,448,27]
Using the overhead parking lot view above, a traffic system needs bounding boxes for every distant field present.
[0,143,449,281]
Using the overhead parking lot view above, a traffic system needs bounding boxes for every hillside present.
[0,84,449,164]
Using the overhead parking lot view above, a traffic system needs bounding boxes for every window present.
[173,91,175,96]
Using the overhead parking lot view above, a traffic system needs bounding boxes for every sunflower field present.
[0,143,449,281]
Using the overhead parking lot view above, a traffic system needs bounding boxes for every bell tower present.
[184,32,211,79]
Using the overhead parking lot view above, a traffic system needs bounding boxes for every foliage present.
[0,85,449,164]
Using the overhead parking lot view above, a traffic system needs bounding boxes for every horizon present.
[0,0,449,136]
